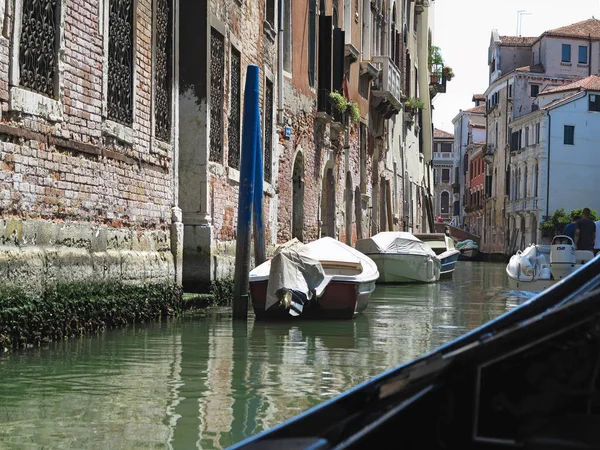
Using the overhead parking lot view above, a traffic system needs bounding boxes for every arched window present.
[441,191,450,215]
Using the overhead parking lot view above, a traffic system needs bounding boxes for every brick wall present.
[0,0,177,291]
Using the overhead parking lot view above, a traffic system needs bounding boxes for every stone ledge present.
[0,245,175,297]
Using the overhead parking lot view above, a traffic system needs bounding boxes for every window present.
[266,0,275,29]
[441,143,452,153]
[283,0,292,72]
[441,168,450,183]
[19,0,61,98]
[590,94,600,112]
[441,192,449,214]
[525,126,529,147]
[154,0,173,142]
[510,130,521,152]
[530,84,539,98]
[579,45,588,64]
[535,122,540,144]
[108,0,134,125]
[264,78,274,183]
[562,44,571,63]
[209,28,225,162]
[228,47,241,169]
[564,125,575,145]
[508,84,513,98]
[308,0,316,85]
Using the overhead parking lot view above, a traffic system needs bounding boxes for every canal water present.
[0,262,533,449]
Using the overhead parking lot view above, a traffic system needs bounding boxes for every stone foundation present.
[0,218,175,296]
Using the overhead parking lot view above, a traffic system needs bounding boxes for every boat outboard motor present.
[550,235,576,280]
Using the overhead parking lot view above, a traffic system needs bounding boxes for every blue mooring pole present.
[233,65,260,320]
[253,116,266,267]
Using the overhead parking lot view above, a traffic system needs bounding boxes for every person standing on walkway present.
[594,218,600,255]
[564,215,579,240]
[574,208,596,252]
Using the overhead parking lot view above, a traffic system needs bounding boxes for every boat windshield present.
[552,236,574,245]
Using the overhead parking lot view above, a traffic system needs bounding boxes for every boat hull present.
[439,251,460,279]
[367,253,440,283]
[507,275,556,292]
[458,248,479,260]
[249,279,375,320]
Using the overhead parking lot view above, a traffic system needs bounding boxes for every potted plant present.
[442,66,455,82]
[404,97,424,115]
[329,92,360,125]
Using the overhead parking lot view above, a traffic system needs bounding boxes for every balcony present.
[371,56,402,118]
[510,198,539,213]
[433,152,454,162]
[429,68,447,97]
[483,144,495,164]
[452,183,461,194]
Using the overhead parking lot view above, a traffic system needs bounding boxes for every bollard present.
[233,65,260,320]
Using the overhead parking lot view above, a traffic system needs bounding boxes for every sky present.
[431,0,600,133]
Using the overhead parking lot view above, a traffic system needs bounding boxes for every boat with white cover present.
[506,235,595,291]
[249,237,379,319]
[413,233,461,279]
[355,232,441,283]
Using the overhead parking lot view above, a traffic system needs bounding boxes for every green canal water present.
[0,262,533,449]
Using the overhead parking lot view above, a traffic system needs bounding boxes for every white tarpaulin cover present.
[265,239,327,314]
[356,232,437,257]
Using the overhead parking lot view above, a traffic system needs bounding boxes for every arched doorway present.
[355,186,363,240]
[321,166,335,237]
[345,173,353,245]
[530,214,537,245]
[520,215,526,250]
[440,191,450,218]
[292,151,305,241]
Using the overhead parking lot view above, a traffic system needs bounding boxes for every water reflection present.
[0,262,525,449]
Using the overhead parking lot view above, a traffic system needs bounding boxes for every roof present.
[541,91,583,111]
[470,123,486,129]
[499,35,536,45]
[543,18,600,39]
[464,105,486,114]
[544,75,600,94]
[434,128,454,139]
[472,94,485,101]
[515,63,546,74]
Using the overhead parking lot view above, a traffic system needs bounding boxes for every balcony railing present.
[433,152,454,160]
[429,67,447,96]
[510,198,539,213]
[371,56,402,117]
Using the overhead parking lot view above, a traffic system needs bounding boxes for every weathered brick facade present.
[0,0,179,294]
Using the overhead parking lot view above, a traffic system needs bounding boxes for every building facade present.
[432,128,454,221]
[482,18,600,254]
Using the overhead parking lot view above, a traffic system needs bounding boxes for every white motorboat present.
[506,235,595,291]
[355,232,441,283]
[413,233,461,279]
[249,237,379,319]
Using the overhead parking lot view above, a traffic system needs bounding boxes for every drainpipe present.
[545,111,551,219]
[277,0,284,124]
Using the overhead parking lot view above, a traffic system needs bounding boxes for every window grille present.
[210,28,225,162]
[108,0,134,125]
[154,0,173,142]
[19,0,61,97]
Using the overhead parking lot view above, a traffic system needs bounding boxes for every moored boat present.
[230,249,600,450]
[249,237,378,320]
[413,233,460,279]
[456,239,479,260]
[506,235,595,291]
[355,232,441,283]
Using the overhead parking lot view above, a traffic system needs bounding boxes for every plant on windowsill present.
[329,92,360,124]
[404,97,424,115]
[464,204,474,213]
[442,66,455,82]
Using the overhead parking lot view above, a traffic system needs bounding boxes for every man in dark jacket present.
[575,208,596,251]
